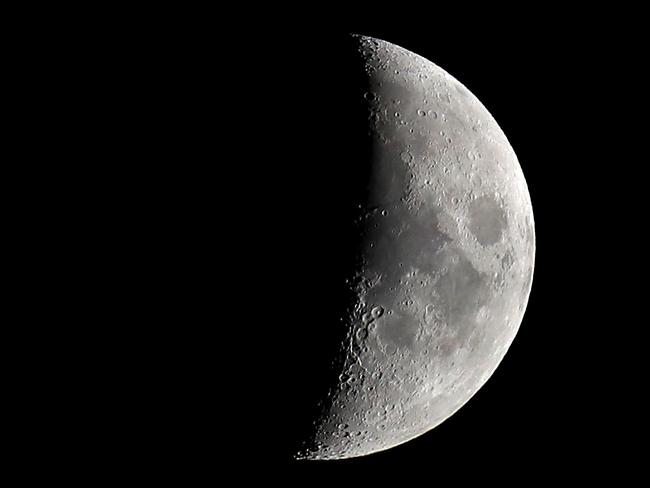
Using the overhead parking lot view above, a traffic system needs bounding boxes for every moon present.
[293,35,535,460]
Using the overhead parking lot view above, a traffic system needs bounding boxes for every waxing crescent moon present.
[294,35,535,460]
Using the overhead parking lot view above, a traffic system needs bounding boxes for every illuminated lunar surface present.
[295,36,535,460]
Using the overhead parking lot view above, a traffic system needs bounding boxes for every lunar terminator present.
[295,35,535,460]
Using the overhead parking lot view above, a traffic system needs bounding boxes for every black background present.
[47,13,643,482]
[221,22,641,478]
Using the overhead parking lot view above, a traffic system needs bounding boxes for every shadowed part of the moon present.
[289,34,535,461]
[262,34,377,459]
[468,195,507,246]
[367,142,408,205]
[366,205,452,283]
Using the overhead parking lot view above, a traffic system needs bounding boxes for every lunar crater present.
[296,35,535,461]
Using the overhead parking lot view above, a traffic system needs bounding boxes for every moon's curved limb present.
[296,35,535,460]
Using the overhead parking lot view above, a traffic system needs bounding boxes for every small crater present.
[356,328,369,341]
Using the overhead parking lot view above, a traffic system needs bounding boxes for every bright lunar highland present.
[295,35,535,460]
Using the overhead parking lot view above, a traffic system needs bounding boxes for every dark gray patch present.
[501,251,514,271]
[495,251,514,287]
[377,312,419,350]
[434,252,489,346]
[468,195,507,246]
[373,79,416,116]
[407,131,430,162]
[367,142,408,206]
[365,205,451,287]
